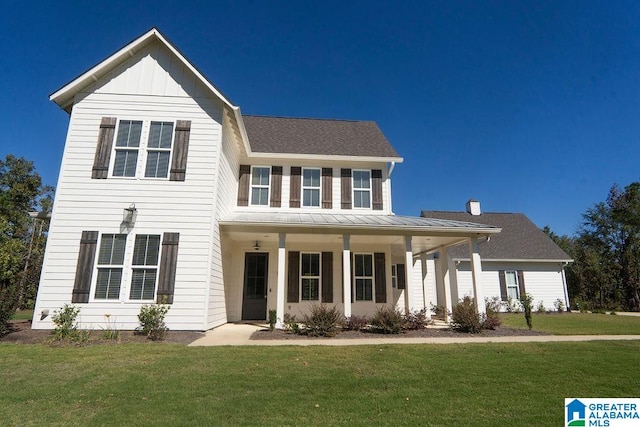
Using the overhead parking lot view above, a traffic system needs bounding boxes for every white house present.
[421,200,573,313]
[32,28,501,331]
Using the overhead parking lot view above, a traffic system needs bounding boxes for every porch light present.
[253,241,260,251]
[123,203,137,226]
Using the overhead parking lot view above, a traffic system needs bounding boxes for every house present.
[421,200,572,313]
[32,28,501,331]
[566,399,586,424]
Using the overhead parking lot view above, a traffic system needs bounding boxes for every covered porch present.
[219,213,500,327]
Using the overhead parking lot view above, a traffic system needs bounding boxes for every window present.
[301,253,320,300]
[506,271,519,299]
[113,120,142,177]
[95,234,126,299]
[145,121,173,178]
[354,253,373,301]
[391,264,397,288]
[129,235,161,300]
[353,170,371,208]
[302,168,321,207]
[251,167,270,205]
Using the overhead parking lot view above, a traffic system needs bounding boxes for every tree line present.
[545,182,640,312]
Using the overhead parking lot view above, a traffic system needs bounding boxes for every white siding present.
[33,42,225,331]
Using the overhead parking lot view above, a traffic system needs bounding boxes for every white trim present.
[353,252,374,302]
[452,258,573,263]
[247,151,403,163]
[249,166,271,207]
[352,169,372,210]
[505,270,520,300]
[301,167,321,208]
[142,120,175,180]
[300,252,321,301]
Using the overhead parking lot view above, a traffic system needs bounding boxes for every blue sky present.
[2,1,639,236]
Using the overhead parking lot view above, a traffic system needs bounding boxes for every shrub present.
[370,306,406,334]
[343,315,369,331]
[536,301,546,313]
[137,303,170,340]
[283,313,299,334]
[101,313,119,340]
[404,308,430,330]
[430,303,448,320]
[483,297,502,330]
[52,304,81,340]
[301,304,342,337]
[505,297,522,313]
[520,293,534,330]
[268,309,277,331]
[450,296,482,333]
[553,298,565,313]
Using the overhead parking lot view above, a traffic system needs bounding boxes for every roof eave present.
[451,257,574,263]
[245,152,404,163]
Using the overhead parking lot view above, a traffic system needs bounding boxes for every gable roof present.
[242,116,402,161]
[420,210,572,262]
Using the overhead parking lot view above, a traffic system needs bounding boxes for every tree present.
[0,155,53,334]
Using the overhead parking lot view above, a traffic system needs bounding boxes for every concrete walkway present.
[188,323,640,347]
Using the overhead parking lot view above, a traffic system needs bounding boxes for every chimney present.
[466,199,481,215]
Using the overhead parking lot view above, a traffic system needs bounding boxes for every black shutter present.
[396,264,406,290]
[517,270,526,297]
[372,169,383,210]
[499,270,508,301]
[91,117,116,179]
[287,251,300,302]
[237,165,250,206]
[374,252,387,303]
[322,168,333,209]
[321,252,333,303]
[72,231,98,303]
[270,166,283,207]
[290,167,301,208]
[156,232,179,304]
[341,168,352,209]
[169,120,191,181]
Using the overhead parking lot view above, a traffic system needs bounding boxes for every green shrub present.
[483,297,502,330]
[52,304,81,340]
[430,303,448,320]
[301,304,342,337]
[505,297,522,313]
[553,298,565,313]
[370,306,406,334]
[268,309,277,331]
[451,296,482,333]
[404,308,430,330]
[101,314,119,340]
[137,303,170,341]
[536,301,546,313]
[343,315,369,331]
[520,293,534,330]
[283,313,299,334]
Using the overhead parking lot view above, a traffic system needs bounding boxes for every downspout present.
[561,262,570,311]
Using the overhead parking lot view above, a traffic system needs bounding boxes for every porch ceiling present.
[219,212,500,255]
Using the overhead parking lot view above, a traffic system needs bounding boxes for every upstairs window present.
[113,120,142,177]
[301,253,320,300]
[353,170,371,208]
[302,168,321,207]
[95,234,126,300]
[129,235,161,300]
[251,167,270,206]
[145,122,174,178]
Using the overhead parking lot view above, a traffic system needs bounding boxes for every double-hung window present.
[145,121,173,178]
[354,253,373,301]
[129,235,161,300]
[113,120,143,177]
[505,271,520,299]
[251,166,270,205]
[301,253,320,300]
[302,168,321,207]
[95,234,127,299]
[391,264,398,288]
[353,170,371,208]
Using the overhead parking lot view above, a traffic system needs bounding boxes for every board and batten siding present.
[33,42,226,331]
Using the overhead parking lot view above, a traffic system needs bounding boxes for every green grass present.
[1,341,639,426]
[10,309,33,321]
[500,312,640,335]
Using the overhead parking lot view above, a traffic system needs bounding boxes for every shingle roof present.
[242,116,401,159]
[420,211,572,261]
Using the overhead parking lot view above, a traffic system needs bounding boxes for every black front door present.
[242,253,269,320]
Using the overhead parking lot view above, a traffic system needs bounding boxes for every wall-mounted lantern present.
[123,203,137,226]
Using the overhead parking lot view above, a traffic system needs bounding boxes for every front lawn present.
[499,312,640,335]
[1,341,638,426]
[11,309,33,321]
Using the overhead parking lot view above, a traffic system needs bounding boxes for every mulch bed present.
[0,320,204,346]
[251,325,550,340]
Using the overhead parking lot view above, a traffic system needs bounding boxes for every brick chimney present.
[466,199,481,215]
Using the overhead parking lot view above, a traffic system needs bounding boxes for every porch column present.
[404,236,415,312]
[276,233,286,328]
[437,247,454,317]
[468,237,486,314]
[342,235,352,318]
[420,252,429,313]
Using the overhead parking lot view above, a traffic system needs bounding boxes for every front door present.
[242,253,269,320]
